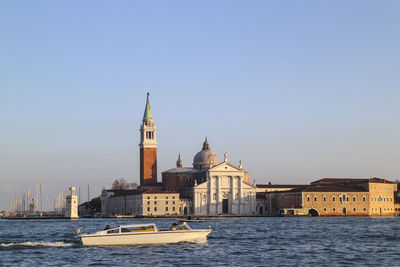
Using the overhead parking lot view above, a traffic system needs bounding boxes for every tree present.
[111,178,138,190]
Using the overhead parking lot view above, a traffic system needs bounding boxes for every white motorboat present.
[80,223,212,246]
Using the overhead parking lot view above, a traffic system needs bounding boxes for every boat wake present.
[0,241,73,248]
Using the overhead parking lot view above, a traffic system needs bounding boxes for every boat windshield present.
[107,228,119,234]
[173,222,191,231]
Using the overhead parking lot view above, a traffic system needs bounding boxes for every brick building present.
[139,93,158,186]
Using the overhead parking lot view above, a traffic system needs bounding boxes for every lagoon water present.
[1,217,400,266]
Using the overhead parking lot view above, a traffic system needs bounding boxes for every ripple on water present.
[1,217,400,266]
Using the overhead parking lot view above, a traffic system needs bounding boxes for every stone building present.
[162,139,257,216]
[101,188,185,216]
[257,178,397,216]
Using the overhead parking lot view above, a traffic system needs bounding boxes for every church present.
[139,92,257,216]
[162,139,257,216]
[102,93,257,217]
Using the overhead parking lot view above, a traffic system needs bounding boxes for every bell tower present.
[139,93,157,186]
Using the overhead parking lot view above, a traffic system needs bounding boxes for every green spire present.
[143,92,153,122]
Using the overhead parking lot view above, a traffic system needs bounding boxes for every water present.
[1,217,400,266]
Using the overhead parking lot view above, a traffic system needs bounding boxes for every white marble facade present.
[192,161,257,216]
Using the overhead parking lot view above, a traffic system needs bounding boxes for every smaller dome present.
[193,138,219,169]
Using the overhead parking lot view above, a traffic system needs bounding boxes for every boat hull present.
[80,230,211,246]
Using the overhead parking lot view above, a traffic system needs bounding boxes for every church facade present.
[162,139,257,216]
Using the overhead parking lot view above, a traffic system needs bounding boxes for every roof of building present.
[256,184,307,188]
[193,138,219,167]
[312,177,394,185]
[111,189,146,197]
[109,188,178,198]
[143,188,179,194]
[143,93,153,122]
[162,167,203,174]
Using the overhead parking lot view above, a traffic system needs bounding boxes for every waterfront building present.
[162,139,257,216]
[65,187,79,219]
[256,178,397,216]
[101,188,187,216]
[101,93,398,218]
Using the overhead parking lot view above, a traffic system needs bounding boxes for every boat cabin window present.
[107,228,119,234]
[120,226,155,232]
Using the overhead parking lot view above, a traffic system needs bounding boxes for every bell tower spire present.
[176,153,183,168]
[139,92,157,186]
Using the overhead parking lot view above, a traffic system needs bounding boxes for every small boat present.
[80,223,211,246]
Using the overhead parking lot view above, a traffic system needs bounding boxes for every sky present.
[0,1,399,211]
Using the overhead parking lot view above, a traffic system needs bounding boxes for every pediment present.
[209,162,242,172]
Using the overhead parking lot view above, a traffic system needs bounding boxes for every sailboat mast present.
[40,183,43,216]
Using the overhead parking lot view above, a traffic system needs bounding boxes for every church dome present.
[193,138,219,170]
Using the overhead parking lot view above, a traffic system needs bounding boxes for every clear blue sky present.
[1,1,399,211]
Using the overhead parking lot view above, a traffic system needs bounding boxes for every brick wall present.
[140,147,157,186]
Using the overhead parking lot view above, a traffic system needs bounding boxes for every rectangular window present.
[147,201,150,205]
[147,196,150,199]
[166,196,168,199]
[173,196,176,199]
[154,201,157,205]
[147,207,150,211]
[333,208,336,212]
[307,196,310,202]
[363,196,366,202]
[332,196,336,202]
[166,201,168,205]
[314,196,317,202]
[172,201,175,205]
[165,207,168,211]
[154,207,157,211]
[353,196,356,202]
[154,196,157,199]
[323,196,326,202]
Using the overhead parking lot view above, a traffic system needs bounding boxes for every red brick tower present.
[139,93,157,186]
